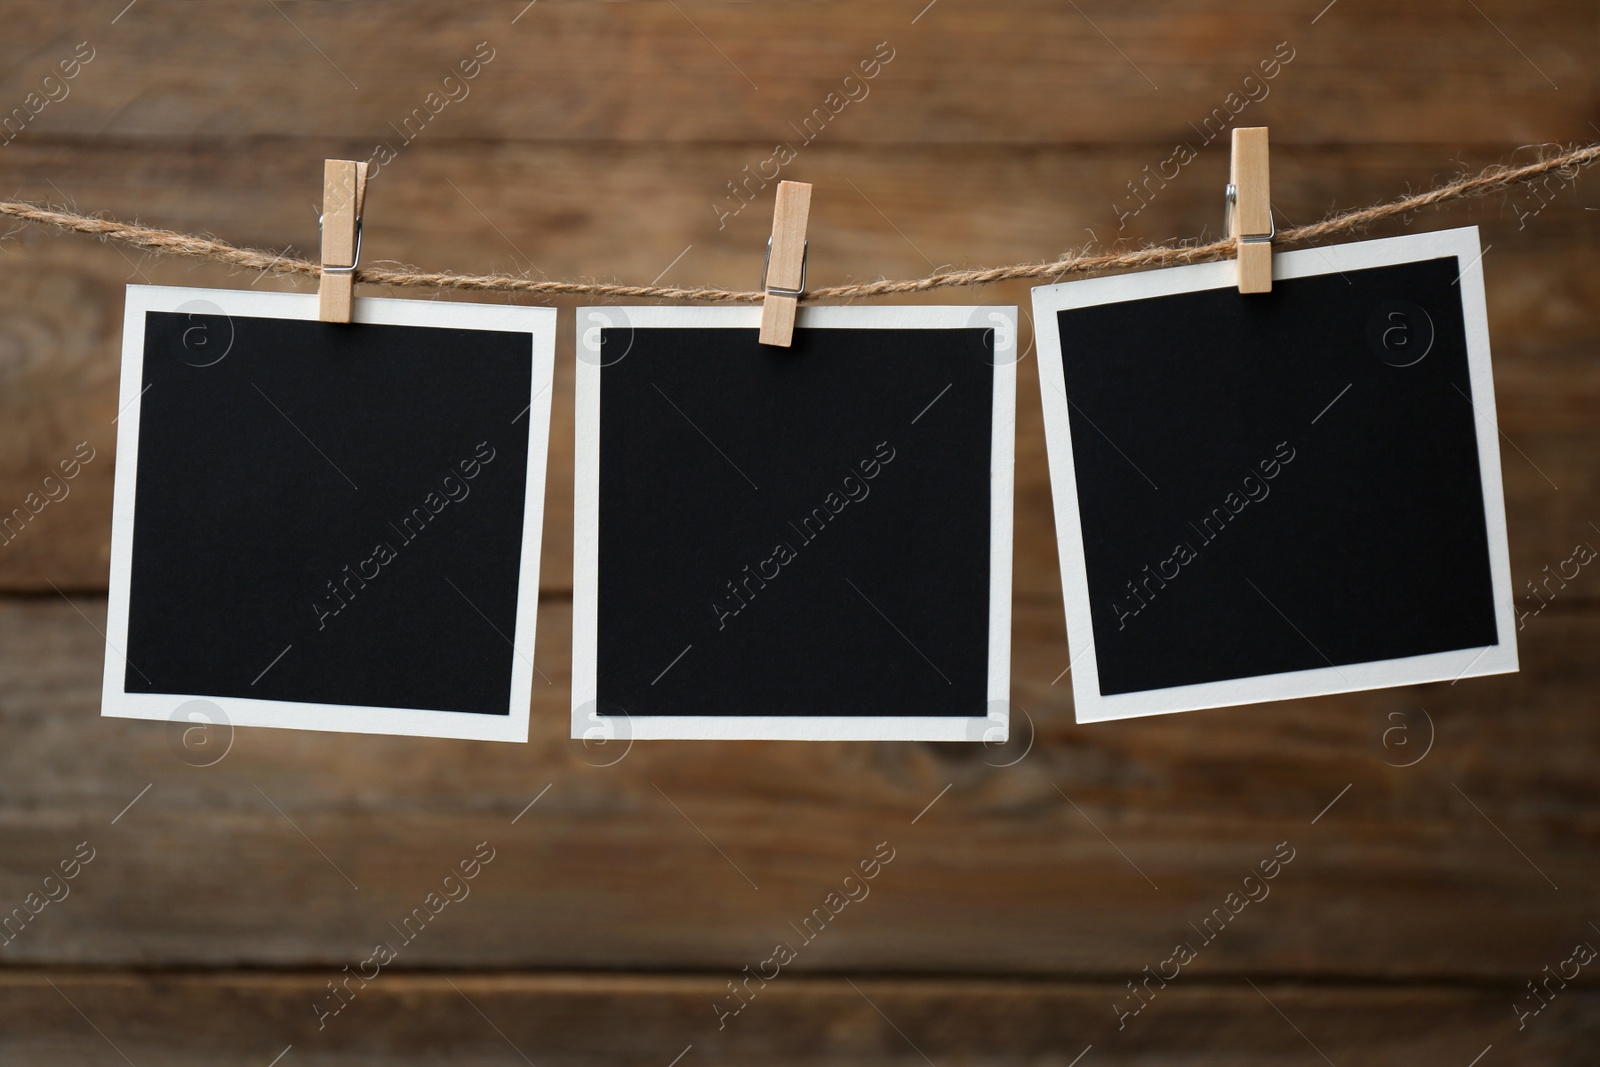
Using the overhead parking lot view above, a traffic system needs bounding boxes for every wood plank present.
[0,1,1592,145]
[0,596,1595,976]
[1,971,1594,1066]
[0,4,1592,1054]
[1,141,1596,593]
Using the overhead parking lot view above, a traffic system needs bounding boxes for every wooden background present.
[2,1,1598,1063]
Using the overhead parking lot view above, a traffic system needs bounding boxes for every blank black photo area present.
[108,288,552,737]
[577,306,1014,739]
[1034,228,1514,719]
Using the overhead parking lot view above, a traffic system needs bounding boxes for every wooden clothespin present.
[758,181,812,347]
[1227,127,1273,293]
[318,158,369,323]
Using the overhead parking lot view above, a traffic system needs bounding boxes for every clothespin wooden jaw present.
[758,181,813,347]
[1227,127,1273,294]
[319,158,369,323]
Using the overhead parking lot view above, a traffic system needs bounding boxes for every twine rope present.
[1,143,1594,303]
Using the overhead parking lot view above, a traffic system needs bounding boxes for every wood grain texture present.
[1,596,1595,978]
[0,142,1596,593]
[4,971,1598,1067]
[1,1,1597,1061]
[0,1,1593,145]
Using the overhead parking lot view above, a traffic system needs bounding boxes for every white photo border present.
[102,285,558,743]
[1030,226,1517,723]
[573,304,1017,741]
